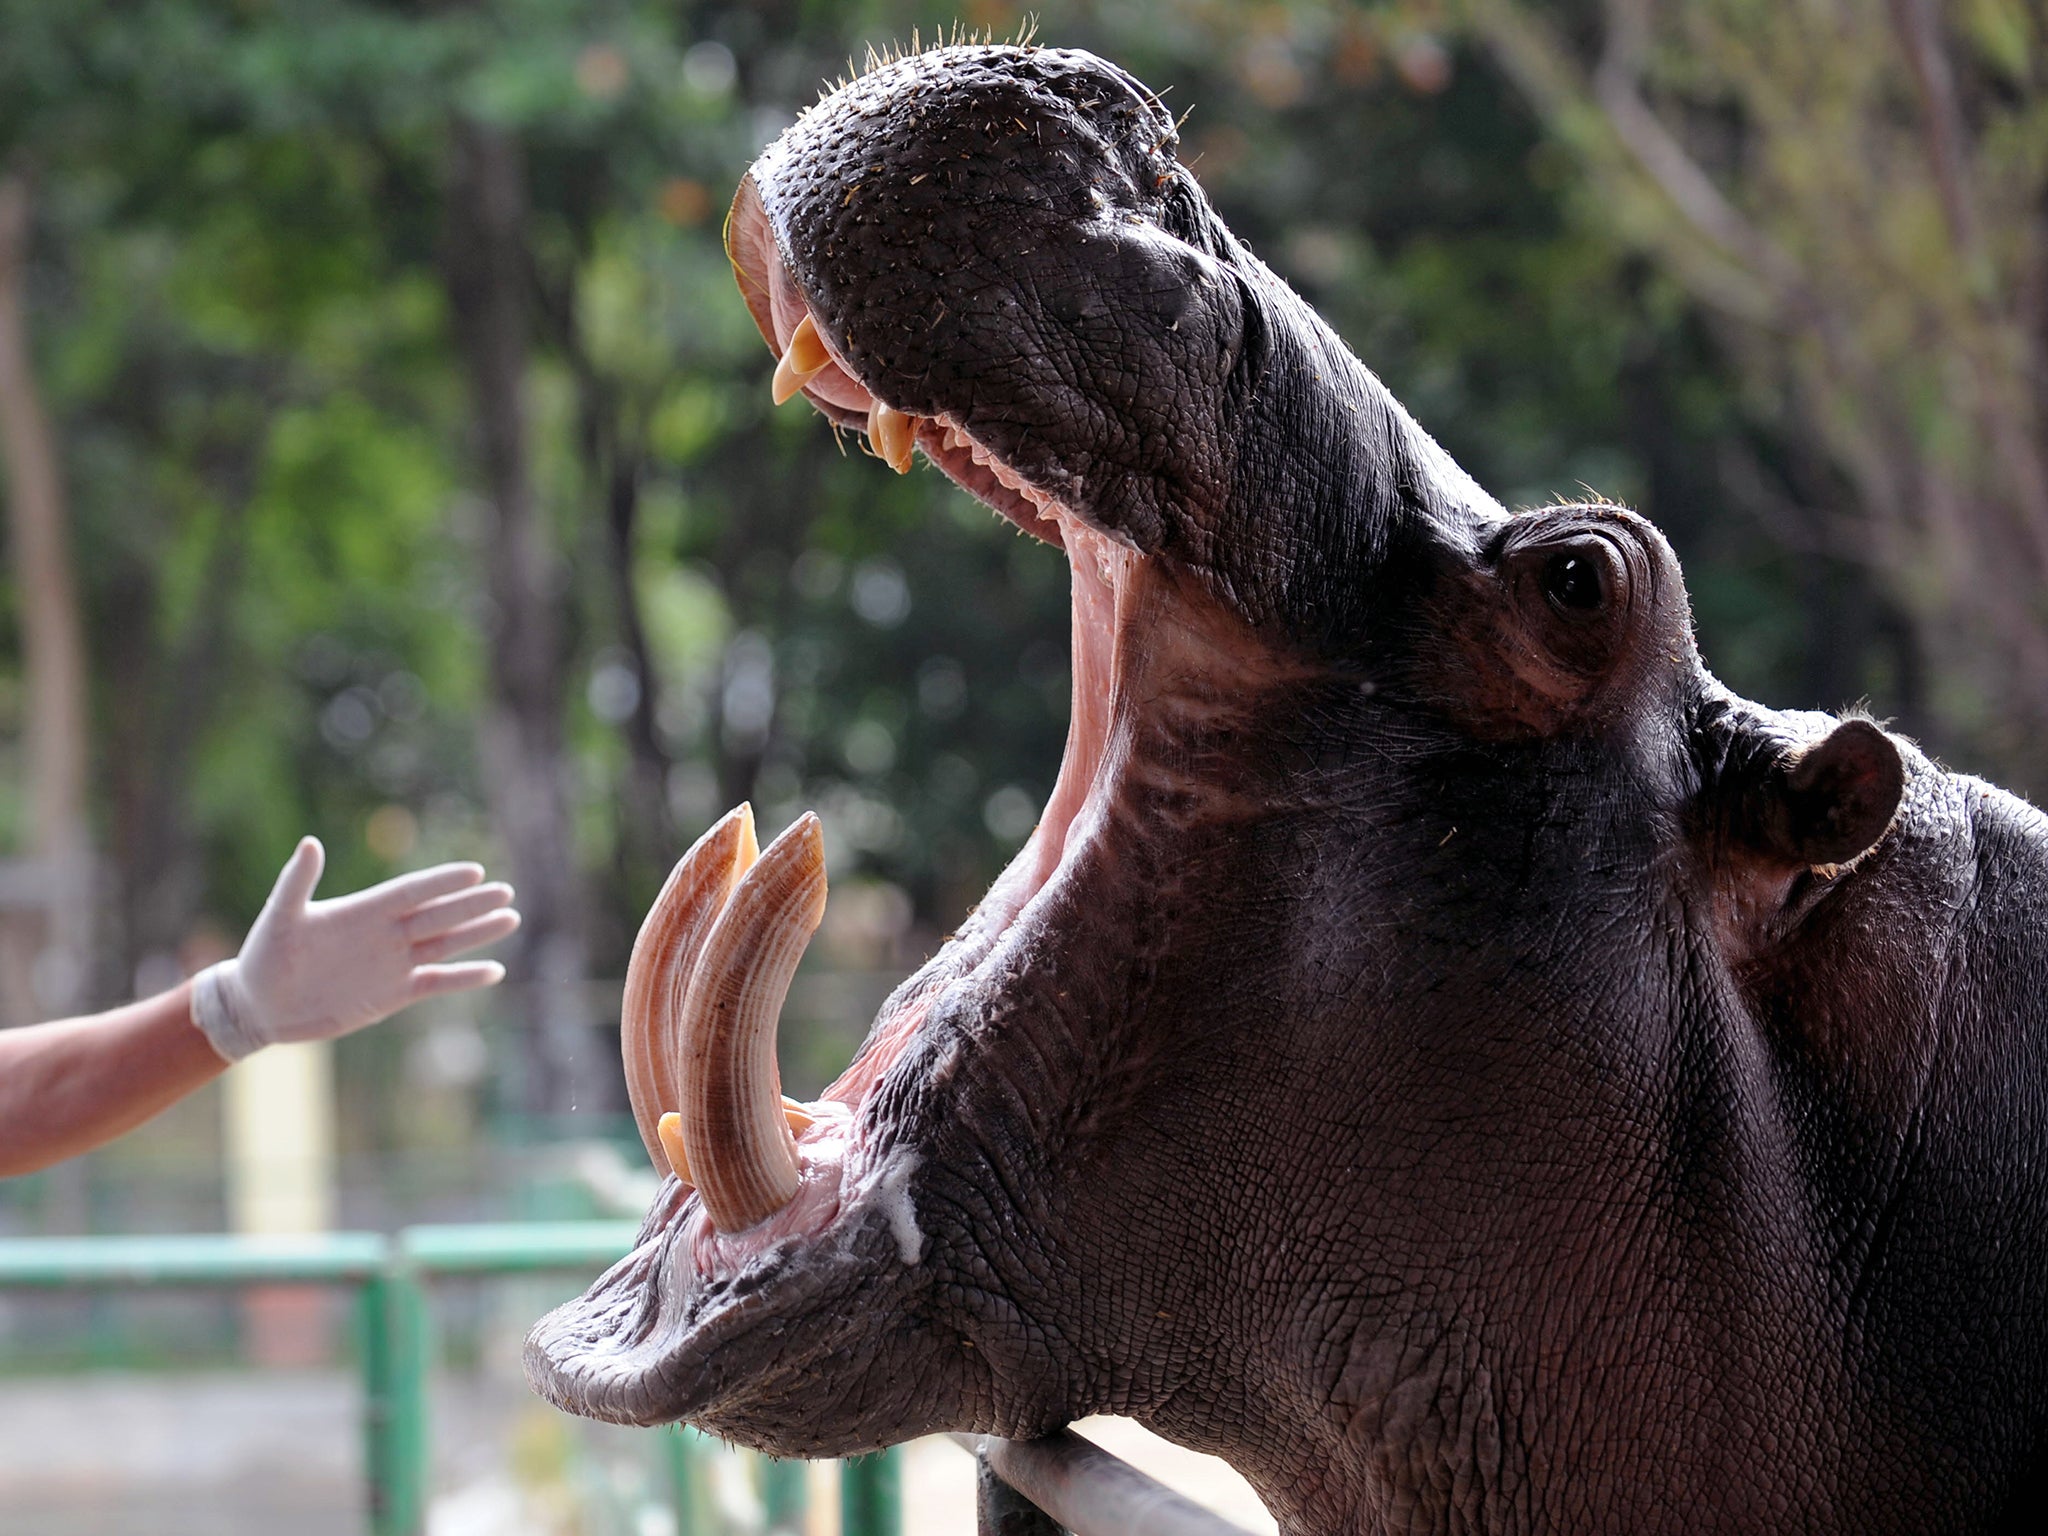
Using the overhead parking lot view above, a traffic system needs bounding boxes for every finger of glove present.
[264,837,326,915]
[353,861,488,917]
[407,960,508,1001]
[411,908,521,964]
[401,882,515,941]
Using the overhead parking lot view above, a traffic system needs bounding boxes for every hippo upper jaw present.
[729,44,1502,646]
[724,44,1234,558]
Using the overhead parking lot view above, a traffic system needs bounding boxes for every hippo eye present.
[1542,550,1606,613]
[1501,526,1637,683]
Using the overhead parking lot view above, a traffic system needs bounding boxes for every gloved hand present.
[190,837,521,1062]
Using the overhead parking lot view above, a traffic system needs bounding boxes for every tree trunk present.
[440,122,600,1118]
[602,448,679,876]
[104,503,251,980]
[0,164,94,1019]
[551,293,678,901]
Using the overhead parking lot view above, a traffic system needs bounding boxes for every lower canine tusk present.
[620,806,759,1176]
[679,813,828,1231]
[659,1098,815,1188]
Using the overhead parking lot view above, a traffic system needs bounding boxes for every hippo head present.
[531,45,2048,1531]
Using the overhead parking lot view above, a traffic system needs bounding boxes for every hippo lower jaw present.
[525,188,1163,1440]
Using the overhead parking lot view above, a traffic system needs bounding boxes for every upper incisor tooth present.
[679,812,828,1231]
[619,805,757,1178]
[771,314,832,405]
[869,401,917,474]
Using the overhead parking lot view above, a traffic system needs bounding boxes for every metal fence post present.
[360,1274,398,1536]
[362,1265,431,1536]
[840,1449,901,1536]
[358,1276,389,1534]
[761,1456,808,1534]
[663,1425,710,1533]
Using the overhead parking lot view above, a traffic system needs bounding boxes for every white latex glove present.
[190,837,521,1062]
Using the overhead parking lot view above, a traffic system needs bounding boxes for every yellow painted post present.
[224,1040,337,1364]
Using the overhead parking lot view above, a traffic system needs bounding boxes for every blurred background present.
[1,0,2042,1530]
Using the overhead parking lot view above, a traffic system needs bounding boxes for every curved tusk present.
[659,1097,816,1187]
[680,812,828,1231]
[621,805,759,1176]
[772,313,833,404]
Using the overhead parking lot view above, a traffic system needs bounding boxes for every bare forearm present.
[0,840,516,1178]
[0,982,225,1177]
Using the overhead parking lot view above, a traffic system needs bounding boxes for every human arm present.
[0,837,520,1177]
[0,982,223,1176]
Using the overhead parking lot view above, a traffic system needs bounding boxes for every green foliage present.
[1457,0,2048,783]
[0,0,1973,1002]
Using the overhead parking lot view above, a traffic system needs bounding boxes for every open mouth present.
[591,179,1137,1291]
[522,43,1241,1439]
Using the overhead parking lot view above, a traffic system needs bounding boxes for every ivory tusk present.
[772,313,833,404]
[659,1097,816,1187]
[679,812,828,1231]
[620,805,759,1176]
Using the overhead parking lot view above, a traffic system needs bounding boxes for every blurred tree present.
[1458,0,2048,788]
[442,113,598,1116]
[0,166,93,1023]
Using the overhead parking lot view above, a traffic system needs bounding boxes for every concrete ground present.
[0,1371,1277,1535]
[0,1372,361,1536]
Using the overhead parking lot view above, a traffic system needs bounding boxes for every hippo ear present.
[1754,719,1905,868]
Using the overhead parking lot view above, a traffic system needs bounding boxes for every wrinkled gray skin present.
[529,46,2048,1534]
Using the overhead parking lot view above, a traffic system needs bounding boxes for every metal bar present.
[359,1275,396,1536]
[978,1441,1066,1536]
[0,1230,388,1286]
[398,1220,642,1275]
[951,1432,1257,1536]
[840,1449,902,1536]
[362,1265,431,1536]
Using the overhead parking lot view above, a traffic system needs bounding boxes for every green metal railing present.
[0,1222,899,1536]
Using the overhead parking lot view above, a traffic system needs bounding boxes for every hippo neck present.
[1208,257,1504,652]
[1052,724,1860,1532]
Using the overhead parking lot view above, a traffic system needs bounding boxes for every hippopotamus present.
[527,44,2048,1534]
